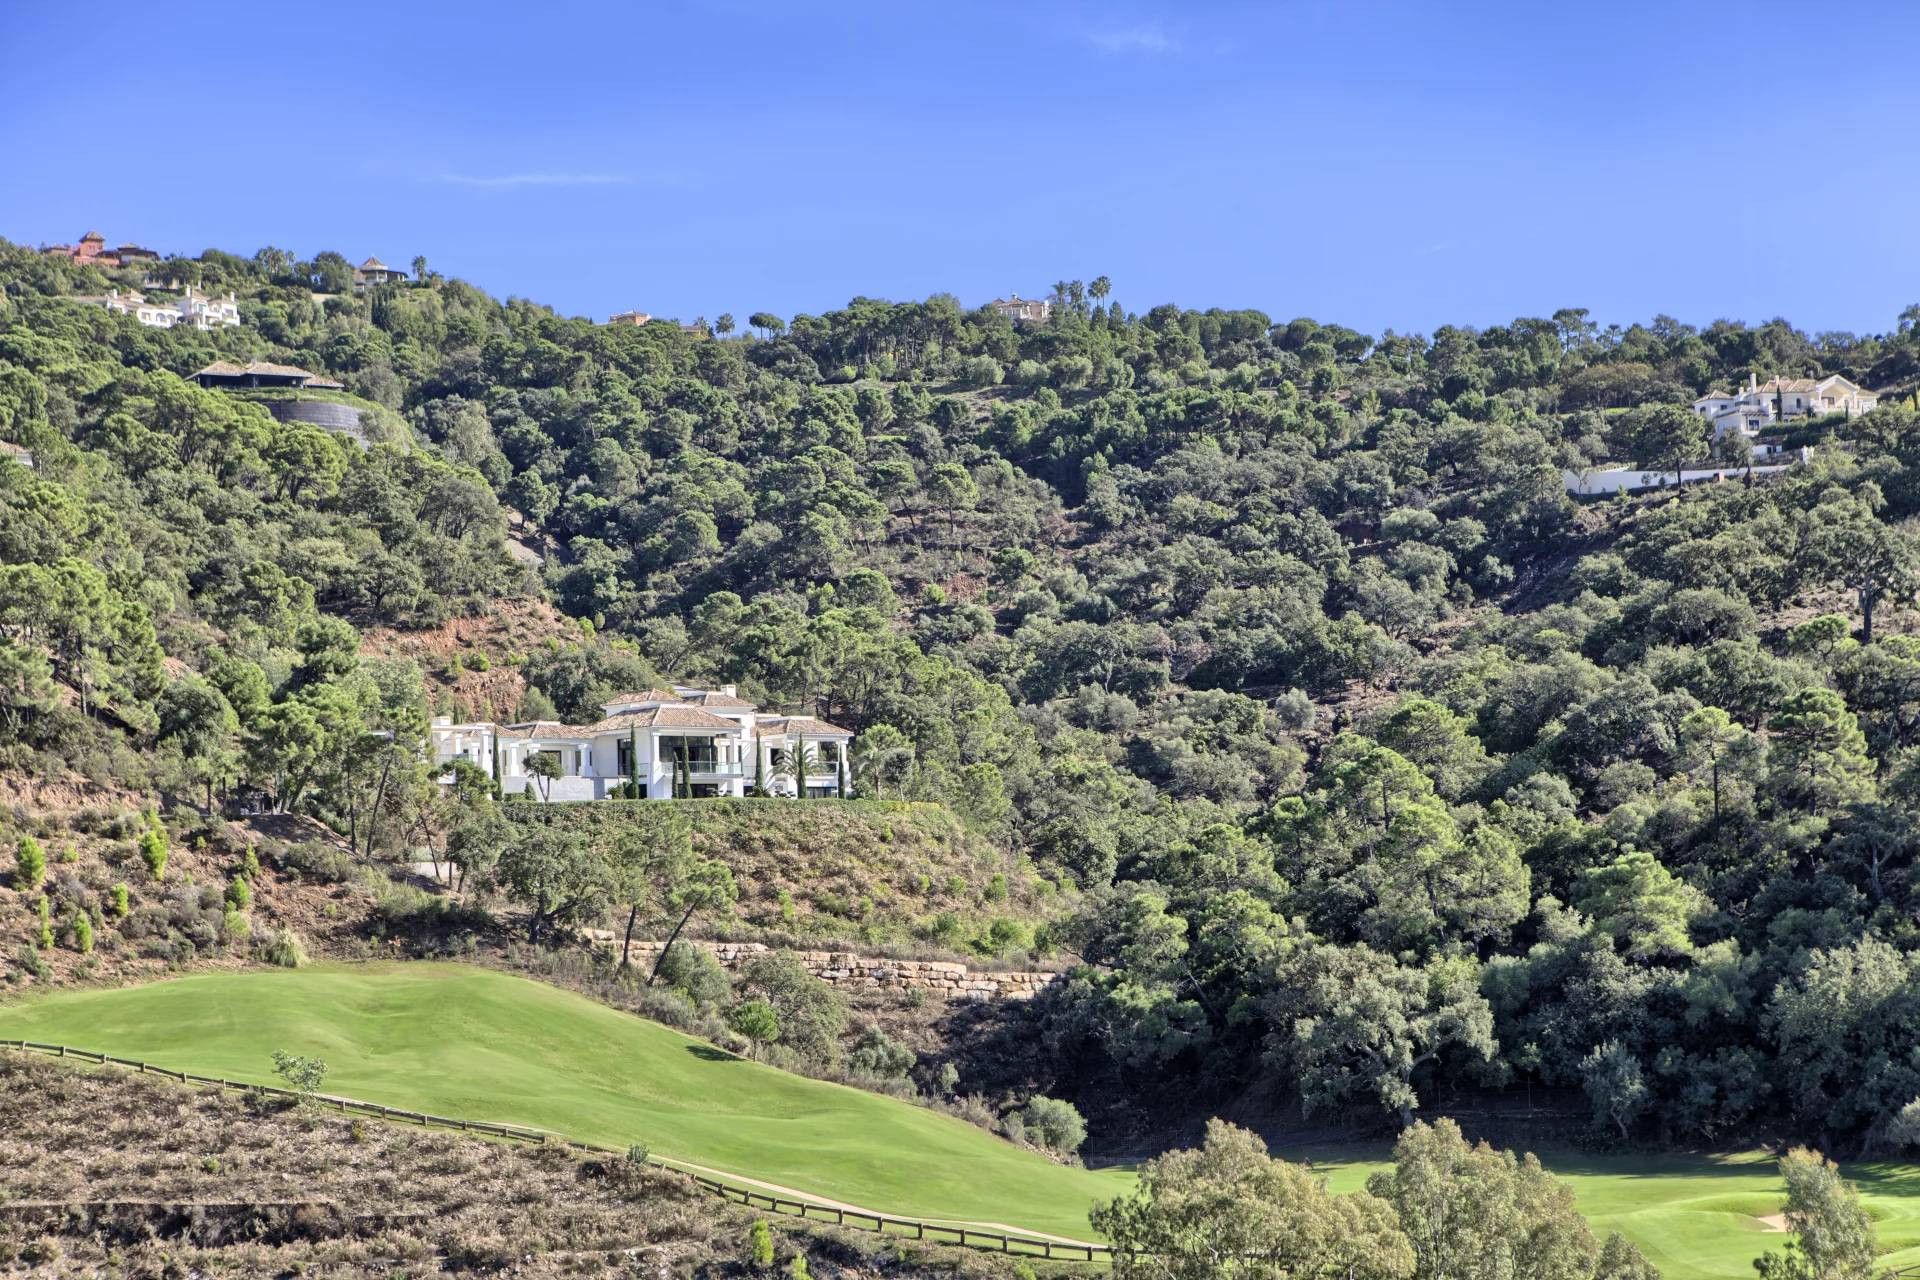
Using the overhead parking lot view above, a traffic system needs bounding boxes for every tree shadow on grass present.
[685,1044,742,1063]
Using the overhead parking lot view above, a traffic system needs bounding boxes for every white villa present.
[1692,372,1878,442]
[987,294,1052,324]
[72,286,242,330]
[430,686,855,802]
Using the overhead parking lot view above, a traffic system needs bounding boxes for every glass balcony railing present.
[681,758,745,776]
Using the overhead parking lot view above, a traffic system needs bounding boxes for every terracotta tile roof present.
[603,688,688,707]
[759,714,854,737]
[678,690,756,709]
[496,720,597,740]
[588,706,741,733]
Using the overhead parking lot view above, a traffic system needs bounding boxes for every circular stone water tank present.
[265,398,367,445]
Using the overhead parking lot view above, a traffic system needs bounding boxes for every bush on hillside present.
[15,836,45,891]
[656,941,730,1008]
[1016,1095,1087,1156]
[259,927,308,969]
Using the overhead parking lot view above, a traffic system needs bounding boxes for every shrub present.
[282,840,356,883]
[1018,1095,1087,1155]
[108,883,129,919]
[260,927,308,969]
[69,911,93,954]
[138,821,168,882]
[848,1026,915,1081]
[58,844,78,864]
[655,941,731,1007]
[225,875,251,910]
[34,896,53,950]
[222,907,250,942]
[749,1219,774,1268]
[238,846,261,880]
[787,1257,811,1280]
[985,872,1009,901]
[738,953,847,1068]
[14,836,45,891]
[960,355,1003,388]
[271,1049,328,1101]
[625,1142,649,1167]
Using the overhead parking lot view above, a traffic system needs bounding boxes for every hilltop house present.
[191,360,343,390]
[352,257,408,291]
[606,310,653,326]
[1692,372,1879,441]
[988,294,1052,324]
[72,285,241,330]
[42,229,159,268]
[430,685,856,802]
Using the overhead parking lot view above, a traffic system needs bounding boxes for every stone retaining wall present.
[597,937,1061,1002]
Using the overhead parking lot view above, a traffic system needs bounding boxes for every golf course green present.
[6,961,1920,1277]
[1304,1145,1920,1280]
[0,963,1127,1240]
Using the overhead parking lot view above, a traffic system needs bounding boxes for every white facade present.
[73,287,240,330]
[176,286,242,329]
[1564,458,1802,496]
[429,685,855,802]
[988,294,1052,324]
[1691,373,1878,439]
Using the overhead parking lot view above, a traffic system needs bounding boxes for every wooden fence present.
[0,1039,1111,1263]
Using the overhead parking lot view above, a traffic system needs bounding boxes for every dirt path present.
[654,1157,1102,1248]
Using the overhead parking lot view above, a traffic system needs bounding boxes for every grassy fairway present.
[0,963,1127,1241]
[9,963,1920,1275]
[1301,1144,1920,1280]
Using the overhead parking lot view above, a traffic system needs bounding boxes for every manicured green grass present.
[0,963,1126,1241]
[9,962,1920,1276]
[1298,1142,1920,1280]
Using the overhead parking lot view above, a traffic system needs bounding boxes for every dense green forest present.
[8,237,1920,1152]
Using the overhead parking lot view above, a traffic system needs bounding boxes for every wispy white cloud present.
[429,172,638,190]
[1086,24,1179,55]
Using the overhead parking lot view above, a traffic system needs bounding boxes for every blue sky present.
[3,0,1917,337]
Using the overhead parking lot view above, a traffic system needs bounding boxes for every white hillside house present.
[1692,372,1878,442]
[71,286,242,330]
[430,686,855,802]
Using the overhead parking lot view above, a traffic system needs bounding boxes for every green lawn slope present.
[0,962,1123,1241]
[9,962,1920,1276]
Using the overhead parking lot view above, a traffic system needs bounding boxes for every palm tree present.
[778,741,821,798]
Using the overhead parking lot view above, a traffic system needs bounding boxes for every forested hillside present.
[8,238,1920,1151]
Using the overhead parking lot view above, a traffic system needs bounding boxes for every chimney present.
[721,684,736,697]
[1748,371,1756,393]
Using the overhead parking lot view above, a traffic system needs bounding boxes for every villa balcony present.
[680,758,745,777]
